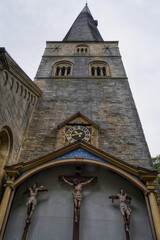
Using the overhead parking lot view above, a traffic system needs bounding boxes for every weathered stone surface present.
[0,49,41,166]
[18,42,152,169]
[0,7,158,240]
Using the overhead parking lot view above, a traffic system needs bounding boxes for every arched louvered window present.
[91,67,95,76]
[53,61,73,77]
[89,61,110,77]
[75,44,89,54]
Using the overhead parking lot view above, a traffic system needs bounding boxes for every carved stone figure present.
[24,183,48,223]
[62,176,94,222]
[109,188,132,231]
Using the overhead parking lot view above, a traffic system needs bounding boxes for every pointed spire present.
[63,4,103,42]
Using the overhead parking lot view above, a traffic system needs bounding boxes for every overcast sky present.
[1,0,160,157]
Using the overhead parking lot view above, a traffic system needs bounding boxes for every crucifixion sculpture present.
[62,176,94,223]
[21,183,48,240]
[59,167,97,240]
[109,188,132,240]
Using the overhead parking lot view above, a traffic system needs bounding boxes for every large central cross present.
[59,166,97,240]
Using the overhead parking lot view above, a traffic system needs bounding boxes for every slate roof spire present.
[63,4,104,42]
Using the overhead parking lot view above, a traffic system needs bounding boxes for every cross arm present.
[109,194,119,202]
[59,176,73,187]
[59,175,97,184]
[37,186,48,192]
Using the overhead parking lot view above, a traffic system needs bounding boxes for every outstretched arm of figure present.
[82,177,94,186]
[37,186,48,192]
[62,176,73,187]
[109,194,119,203]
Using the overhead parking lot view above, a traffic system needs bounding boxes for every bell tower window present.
[75,44,89,54]
[89,61,110,77]
[53,61,73,77]
[91,67,95,76]
[67,67,71,75]
[56,67,60,76]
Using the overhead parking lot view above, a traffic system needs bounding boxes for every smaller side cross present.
[109,188,132,240]
[21,183,48,240]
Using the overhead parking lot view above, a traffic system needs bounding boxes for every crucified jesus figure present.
[24,183,48,223]
[62,176,94,223]
[109,188,132,231]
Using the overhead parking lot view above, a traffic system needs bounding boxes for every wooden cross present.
[59,166,97,240]
[21,222,30,240]
[125,228,130,240]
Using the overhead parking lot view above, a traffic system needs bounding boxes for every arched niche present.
[2,139,157,239]
[3,164,153,240]
[0,126,13,187]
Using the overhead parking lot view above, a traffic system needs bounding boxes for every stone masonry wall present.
[0,69,38,165]
[19,41,152,169]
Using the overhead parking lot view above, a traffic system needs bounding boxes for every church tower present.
[17,4,151,168]
[0,4,160,240]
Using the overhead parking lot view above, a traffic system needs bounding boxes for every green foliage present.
[152,155,160,185]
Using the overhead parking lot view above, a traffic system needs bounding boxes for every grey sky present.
[1,0,160,157]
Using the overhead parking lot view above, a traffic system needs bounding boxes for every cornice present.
[0,48,42,97]
[43,55,121,58]
[35,77,127,80]
[46,41,119,44]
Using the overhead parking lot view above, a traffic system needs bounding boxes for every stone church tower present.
[0,4,160,240]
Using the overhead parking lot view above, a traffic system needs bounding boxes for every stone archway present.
[0,126,13,188]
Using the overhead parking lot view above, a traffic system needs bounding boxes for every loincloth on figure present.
[72,193,82,201]
[120,204,131,213]
[26,196,37,206]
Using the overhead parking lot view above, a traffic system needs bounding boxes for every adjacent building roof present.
[63,4,104,42]
[0,48,42,97]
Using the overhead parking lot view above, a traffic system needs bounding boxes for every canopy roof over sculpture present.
[4,141,157,191]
